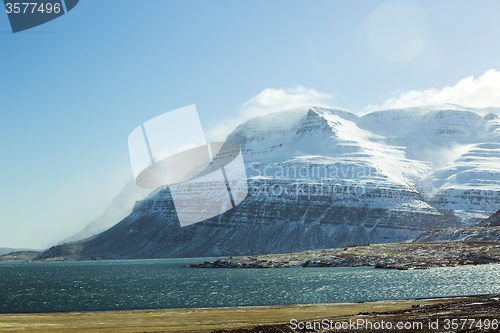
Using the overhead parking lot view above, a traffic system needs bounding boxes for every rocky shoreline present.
[188,240,500,270]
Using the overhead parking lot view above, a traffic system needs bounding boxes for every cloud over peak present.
[366,69,500,112]
[241,86,333,118]
[207,86,333,141]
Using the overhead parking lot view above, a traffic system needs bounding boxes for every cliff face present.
[37,105,500,260]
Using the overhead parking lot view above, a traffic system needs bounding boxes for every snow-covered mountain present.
[40,104,500,259]
[233,104,500,225]
[357,105,500,223]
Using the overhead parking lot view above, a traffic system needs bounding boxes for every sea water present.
[1,258,499,313]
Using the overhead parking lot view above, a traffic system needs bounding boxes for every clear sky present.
[2,0,500,248]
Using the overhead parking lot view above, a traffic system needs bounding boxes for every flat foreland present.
[0,251,41,262]
[0,294,498,333]
[188,241,500,270]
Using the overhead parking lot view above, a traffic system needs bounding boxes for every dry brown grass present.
[0,298,448,333]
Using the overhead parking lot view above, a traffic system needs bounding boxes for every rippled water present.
[1,259,499,313]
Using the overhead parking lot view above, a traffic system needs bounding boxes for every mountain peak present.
[484,113,499,121]
[308,106,359,121]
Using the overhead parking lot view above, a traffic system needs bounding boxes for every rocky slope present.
[412,208,500,243]
[36,105,500,260]
[479,208,500,227]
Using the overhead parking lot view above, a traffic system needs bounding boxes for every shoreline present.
[189,241,500,270]
[0,294,499,333]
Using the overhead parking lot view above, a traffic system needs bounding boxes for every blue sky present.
[2,0,500,248]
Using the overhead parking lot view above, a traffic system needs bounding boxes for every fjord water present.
[1,259,500,313]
